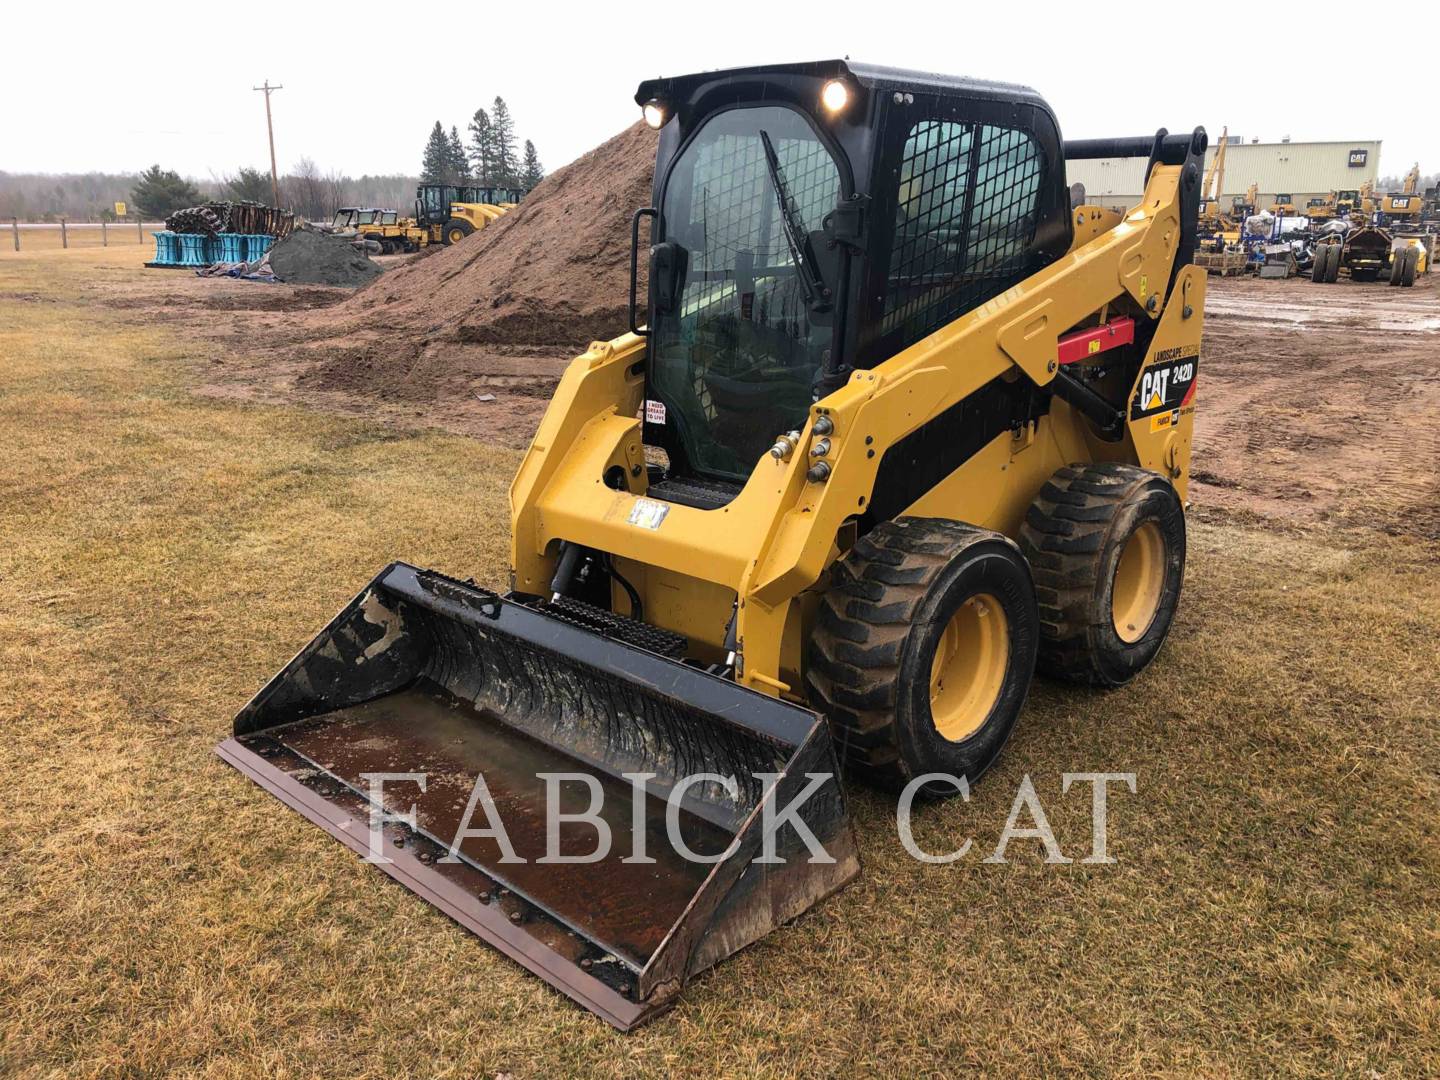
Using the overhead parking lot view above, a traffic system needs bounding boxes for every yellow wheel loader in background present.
[415,183,525,246]
[219,61,1206,1029]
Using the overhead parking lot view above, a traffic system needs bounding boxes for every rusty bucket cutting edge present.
[217,562,859,1030]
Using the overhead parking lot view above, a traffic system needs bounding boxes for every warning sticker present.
[644,400,667,425]
[626,497,669,530]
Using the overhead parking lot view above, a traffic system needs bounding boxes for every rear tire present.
[807,518,1039,797]
[1312,244,1333,283]
[1400,247,1417,286]
[1326,244,1342,282]
[1019,464,1186,687]
[1389,250,1404,286]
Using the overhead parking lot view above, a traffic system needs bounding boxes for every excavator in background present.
[1198,127,1231,232]
[219,60,1208,1029]
[1377,164,1423,225]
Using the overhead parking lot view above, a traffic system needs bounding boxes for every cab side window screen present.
[881,120,1044,347]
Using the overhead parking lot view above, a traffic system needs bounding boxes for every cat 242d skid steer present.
[218,61,1206,1029]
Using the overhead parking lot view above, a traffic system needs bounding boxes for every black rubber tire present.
[443,217,475,246]
[807,518,1039,797]
[1400,247,1417,287]
[1019,463,1186,687]
[1389,249,1404,286]
[1326,244,1342,282]
[1312,244,1333,283]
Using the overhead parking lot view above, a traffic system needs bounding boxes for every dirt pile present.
[334,121,656,346]
[233,121,659,444]
[267,229,384,287]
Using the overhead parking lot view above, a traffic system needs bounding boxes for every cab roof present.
[635,59,1045,109]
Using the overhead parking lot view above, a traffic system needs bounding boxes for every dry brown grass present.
[1,225,160,255]
[2,252,1438,1078]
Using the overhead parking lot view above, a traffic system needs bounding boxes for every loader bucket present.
[217,563,858,1029]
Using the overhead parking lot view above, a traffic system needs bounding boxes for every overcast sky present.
[5,2,1435,181]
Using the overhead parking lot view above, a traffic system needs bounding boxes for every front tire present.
[807,518,1039,797]
[1020,464,1186,687]
[443,218,475,246]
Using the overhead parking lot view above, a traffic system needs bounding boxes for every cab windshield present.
[651,105,842,481]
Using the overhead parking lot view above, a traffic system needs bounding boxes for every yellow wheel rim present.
[1112,521,1164,644]
[929,593,1009,742]
[448,229,462,244]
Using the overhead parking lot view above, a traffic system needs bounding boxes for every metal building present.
[1066,138,1382,211]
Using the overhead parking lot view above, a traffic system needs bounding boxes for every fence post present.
[11,218,17,252]
[61,218,67,249]
[102,219,108,246]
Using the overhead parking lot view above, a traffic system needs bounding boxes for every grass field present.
[2,252,1438,1077]
[1,223,161,254]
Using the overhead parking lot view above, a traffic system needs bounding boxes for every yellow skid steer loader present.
[219,60,1206,1030]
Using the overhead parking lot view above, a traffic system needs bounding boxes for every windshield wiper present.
[758,130,829,311]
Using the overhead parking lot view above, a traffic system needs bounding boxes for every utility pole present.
[253,80,283,207]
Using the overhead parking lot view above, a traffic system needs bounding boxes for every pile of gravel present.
[267,228,383,287]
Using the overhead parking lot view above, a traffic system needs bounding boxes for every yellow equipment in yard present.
[354,209,413,254]
[1198,126,1231,231]
[1305,193,1337,221]
[413,183,524,246]
[219,61,1206,1030]
[1378,164,1423,223]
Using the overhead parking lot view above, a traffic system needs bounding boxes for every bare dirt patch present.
[1193,271,1440,538]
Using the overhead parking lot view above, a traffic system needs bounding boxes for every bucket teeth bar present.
[218,562,859,1029]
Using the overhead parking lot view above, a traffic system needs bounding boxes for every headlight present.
[820,79,850,113]
[642,100,667,129]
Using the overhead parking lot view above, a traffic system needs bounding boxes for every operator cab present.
[632,60,1071,501]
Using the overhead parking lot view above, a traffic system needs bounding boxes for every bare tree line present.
[0,165,424,223]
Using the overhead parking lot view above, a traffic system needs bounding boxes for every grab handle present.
[630,207,657,337]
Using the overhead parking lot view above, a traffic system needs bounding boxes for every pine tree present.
[520,140,544,191]
[467,108,493,185]
[420,122,450,183]
[130,164,203,218]
[448,126,471,183]
[225,167,272,203]
[490,97,519,187]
